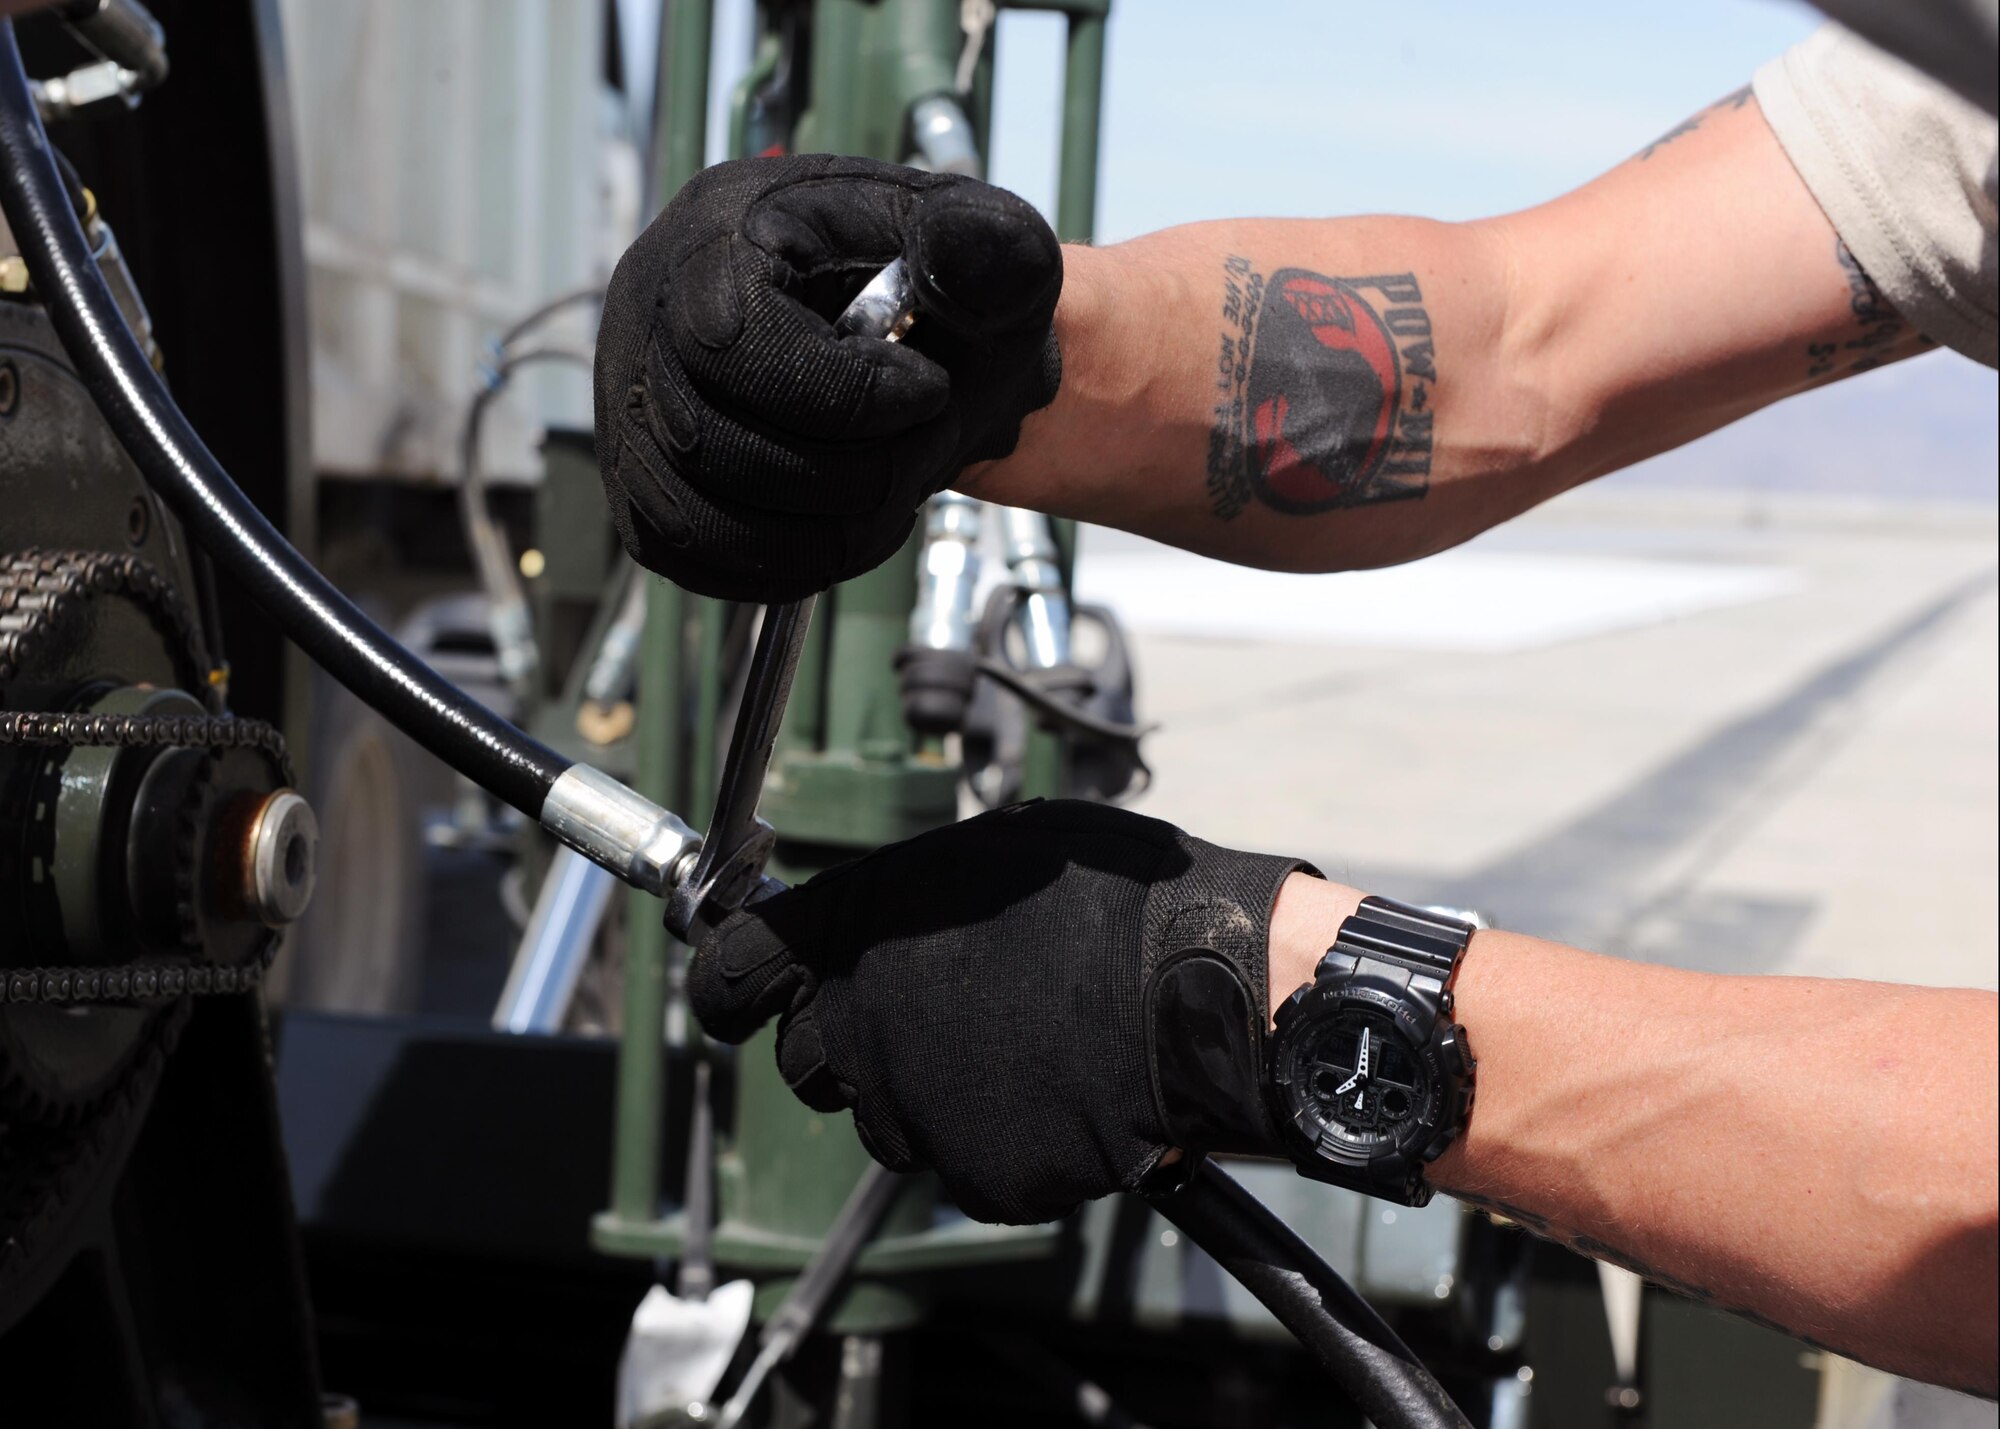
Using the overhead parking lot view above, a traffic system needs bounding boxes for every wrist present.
[1267,873,1364,1025]
[958,240,1174,517]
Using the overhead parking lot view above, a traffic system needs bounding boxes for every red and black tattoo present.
[1207,256,1437,519]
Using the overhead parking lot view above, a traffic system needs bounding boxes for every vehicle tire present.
[276,663,429,1014]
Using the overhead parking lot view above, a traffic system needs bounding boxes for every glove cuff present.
[1141,845,1321,1159]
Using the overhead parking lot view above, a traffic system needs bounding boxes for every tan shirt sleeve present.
[1755,24,1999,368]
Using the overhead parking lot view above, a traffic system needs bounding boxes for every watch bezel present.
[1268,976,1473,1203]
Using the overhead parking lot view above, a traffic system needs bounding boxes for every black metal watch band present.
[1313,896,1476,1019]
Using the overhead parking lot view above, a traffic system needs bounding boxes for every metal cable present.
[497,284,604,352]
[456,344,593,694]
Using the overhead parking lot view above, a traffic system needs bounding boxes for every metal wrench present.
[662,258,918,946]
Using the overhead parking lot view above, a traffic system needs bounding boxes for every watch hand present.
[1356,1027,1372,1082]
[1333,1072,1361,1096]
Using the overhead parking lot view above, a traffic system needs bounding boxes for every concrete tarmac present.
[1081,484,1998,1424]
[1091,486,1997,994]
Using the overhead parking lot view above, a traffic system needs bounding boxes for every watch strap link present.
[1316,896,1475,1001]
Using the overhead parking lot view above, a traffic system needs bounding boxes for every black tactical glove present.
[687,800,1317,1225]
[593,155,1063,602]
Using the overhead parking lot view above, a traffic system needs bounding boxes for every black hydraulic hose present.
[973,656,1157,746]
[1,46,1471,1428]
[1150,1161,1472,1429]
[0,24,571,817]
[47,143,86,220]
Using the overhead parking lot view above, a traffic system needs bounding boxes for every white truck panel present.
[280,0,639,484]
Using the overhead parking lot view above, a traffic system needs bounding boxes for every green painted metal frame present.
[594,0,1116,1335]
[601,0,712,1242]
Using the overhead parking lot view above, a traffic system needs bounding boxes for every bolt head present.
[245,789,319,926]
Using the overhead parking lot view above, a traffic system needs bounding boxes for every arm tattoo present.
[1806,238,1929,379]
[1636,84,1752,160]
[1206,257,1437,521]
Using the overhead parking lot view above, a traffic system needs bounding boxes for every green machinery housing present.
[591,0,1114,1336]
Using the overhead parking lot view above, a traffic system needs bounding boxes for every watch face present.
[1278,1003,1436,1158]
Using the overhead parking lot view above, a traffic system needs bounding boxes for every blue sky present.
[664,0,1996,503]
[984,0,1819,234]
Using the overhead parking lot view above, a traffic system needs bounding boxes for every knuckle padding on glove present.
[1139,840,1315,1157]
[908,185,1064,337]
[594,153,1063,602]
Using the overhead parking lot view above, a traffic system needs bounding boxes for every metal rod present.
[1055,10,1106,244]
[611,578,681,1224]
[908,490,985,653]
[998,505,1072,668]
[649,0,716,215]
[679,1058,719,1300]
[582,565,651,709]
[713,1165,909,1429]
[494,845,619,1033]
[611,0,717,1226]
[1036,11,1104,800]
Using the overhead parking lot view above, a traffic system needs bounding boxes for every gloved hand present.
[593,155,1064,602]
[687,800,1316,1225]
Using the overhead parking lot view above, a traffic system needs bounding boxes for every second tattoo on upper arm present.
[1206,257,1438,521]
[1806,238,1928,379]
[1636,84,1752,160]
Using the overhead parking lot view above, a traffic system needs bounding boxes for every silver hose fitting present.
[540,764,701,897]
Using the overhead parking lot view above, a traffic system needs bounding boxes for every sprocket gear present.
[0,550,303,1126]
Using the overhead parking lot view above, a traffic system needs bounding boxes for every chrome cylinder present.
[494,845,619,1033]
[909,490,985,652]
[998,506,1071,668]
[909,94,982,178]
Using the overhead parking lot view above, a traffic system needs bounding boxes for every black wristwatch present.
[1267,896,1479,1206]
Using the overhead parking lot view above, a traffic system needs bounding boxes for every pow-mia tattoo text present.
[1637,84,1752,160]
[1207,257,1438,520]
[1806,239,1924,379]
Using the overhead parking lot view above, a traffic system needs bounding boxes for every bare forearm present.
[964,94,1934,574]
[1269,875,2000,1395]
[961,217,1548,572]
